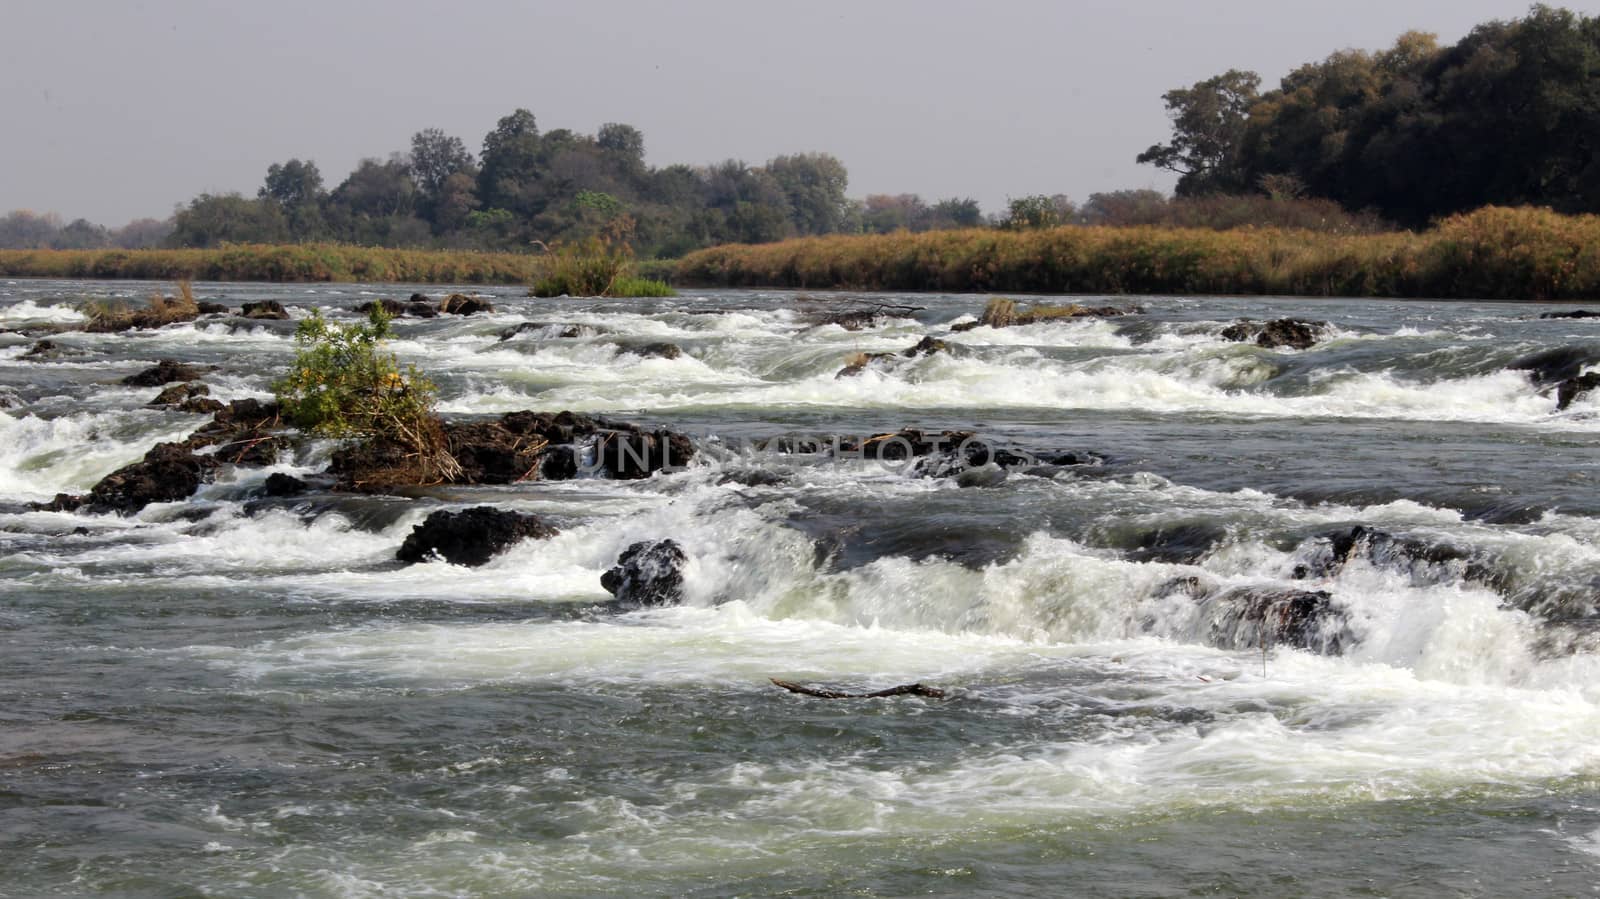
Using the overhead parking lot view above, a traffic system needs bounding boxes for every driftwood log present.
[769,678,947,699]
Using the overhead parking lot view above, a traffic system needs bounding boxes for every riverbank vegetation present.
[677,206,1600,301]
[0,245,544,283]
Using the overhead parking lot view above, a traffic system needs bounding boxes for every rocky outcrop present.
[332,411,696,491]
[122,359,208,387]
[1221,318,1325,350]
[440,293,493,315]
[808,310,883,331]
[601,539,687,606]
[240,301,290,321]
[1557,373,1600,410]
[395,506,558,566]
[148,382,224,414]
[81,442,220,515]
[499,322,607,341]
[1539,310,1600,320]
[1292,525,1504,590]
[196,301,231,315]
[183,399,288,465]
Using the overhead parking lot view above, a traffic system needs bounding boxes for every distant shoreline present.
[5,206,1600,303]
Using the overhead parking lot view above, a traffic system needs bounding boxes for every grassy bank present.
[677,207,1600,301]
[0,244,545,284]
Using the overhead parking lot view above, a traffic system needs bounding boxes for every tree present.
[930,197,984,229]
[0,210,62,248]
[168,194,288,247]
[1002,194,1074,229]
[112,218,175,249]
[1138,69,1261,195]
[765,153,850,235]
[596,122,646,173]
[50,218,110,249]
[331,157,417,219]
[410,128,475,197]
[260,159,328,239]
[1080,190,1170,226]
[478,108,544,215]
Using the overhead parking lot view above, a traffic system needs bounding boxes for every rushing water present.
[2,280,1599,897]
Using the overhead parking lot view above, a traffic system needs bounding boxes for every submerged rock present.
[1221,318,1325,350]
[21,340,80,361]
[1197,587,1347,654]
[440,293,493,315]
[1292,525,1504,590]
[1507,346,1600,386]
[396,506,558,567]
[240,301,290,321]
[407,301,439,318]
[620,342,683,360]
[601,539,688,606]
[1539,310,1600,320]
[356,298,406,317]
[835,352,897,378]
[807,310,883,331]
[1557,373,1600,410]
[122,359,208,387]
[196,301,231,315]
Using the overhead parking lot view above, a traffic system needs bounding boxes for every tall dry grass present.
[0,244,544,284]
[677,207,1600,301]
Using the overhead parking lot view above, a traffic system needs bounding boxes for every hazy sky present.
[0,0,1572,225]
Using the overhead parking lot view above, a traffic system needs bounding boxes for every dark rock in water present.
[81,442,220,515]
[196,301,231,315]
[240,301,289,321]
[836,352,897,378]
[406,301,438,318]
[123,359,207,387]
[1294,525,1503,589]
[1221,318,1324,350]
[262,472,308,497]
[601,539,688,606]
[950,321,982,333]
[440,293,493,315]
[1044,451,1107,467]
[901,336,949,358]
[149,382,209,407]
[1507,346,1600,386]
[621,342,683,360]
[179,396,226,414]
[1198,587,1346,654]
[21,339,80,361]
[396,506,558,567]
[808,310,882,331]
[356,298,406,317]
[1540,310,1600,320]
[1556,372,1600,410]
[409,292,432,304]
[32,493,84,513]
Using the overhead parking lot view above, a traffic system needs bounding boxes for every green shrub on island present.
[528,239,677,298]
[274,306,458,482]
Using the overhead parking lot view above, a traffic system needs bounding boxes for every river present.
[2,280,1598,897]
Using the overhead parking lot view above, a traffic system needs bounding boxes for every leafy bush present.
[274,306,458,482]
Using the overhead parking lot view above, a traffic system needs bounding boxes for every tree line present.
[1138,4,1600,226]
